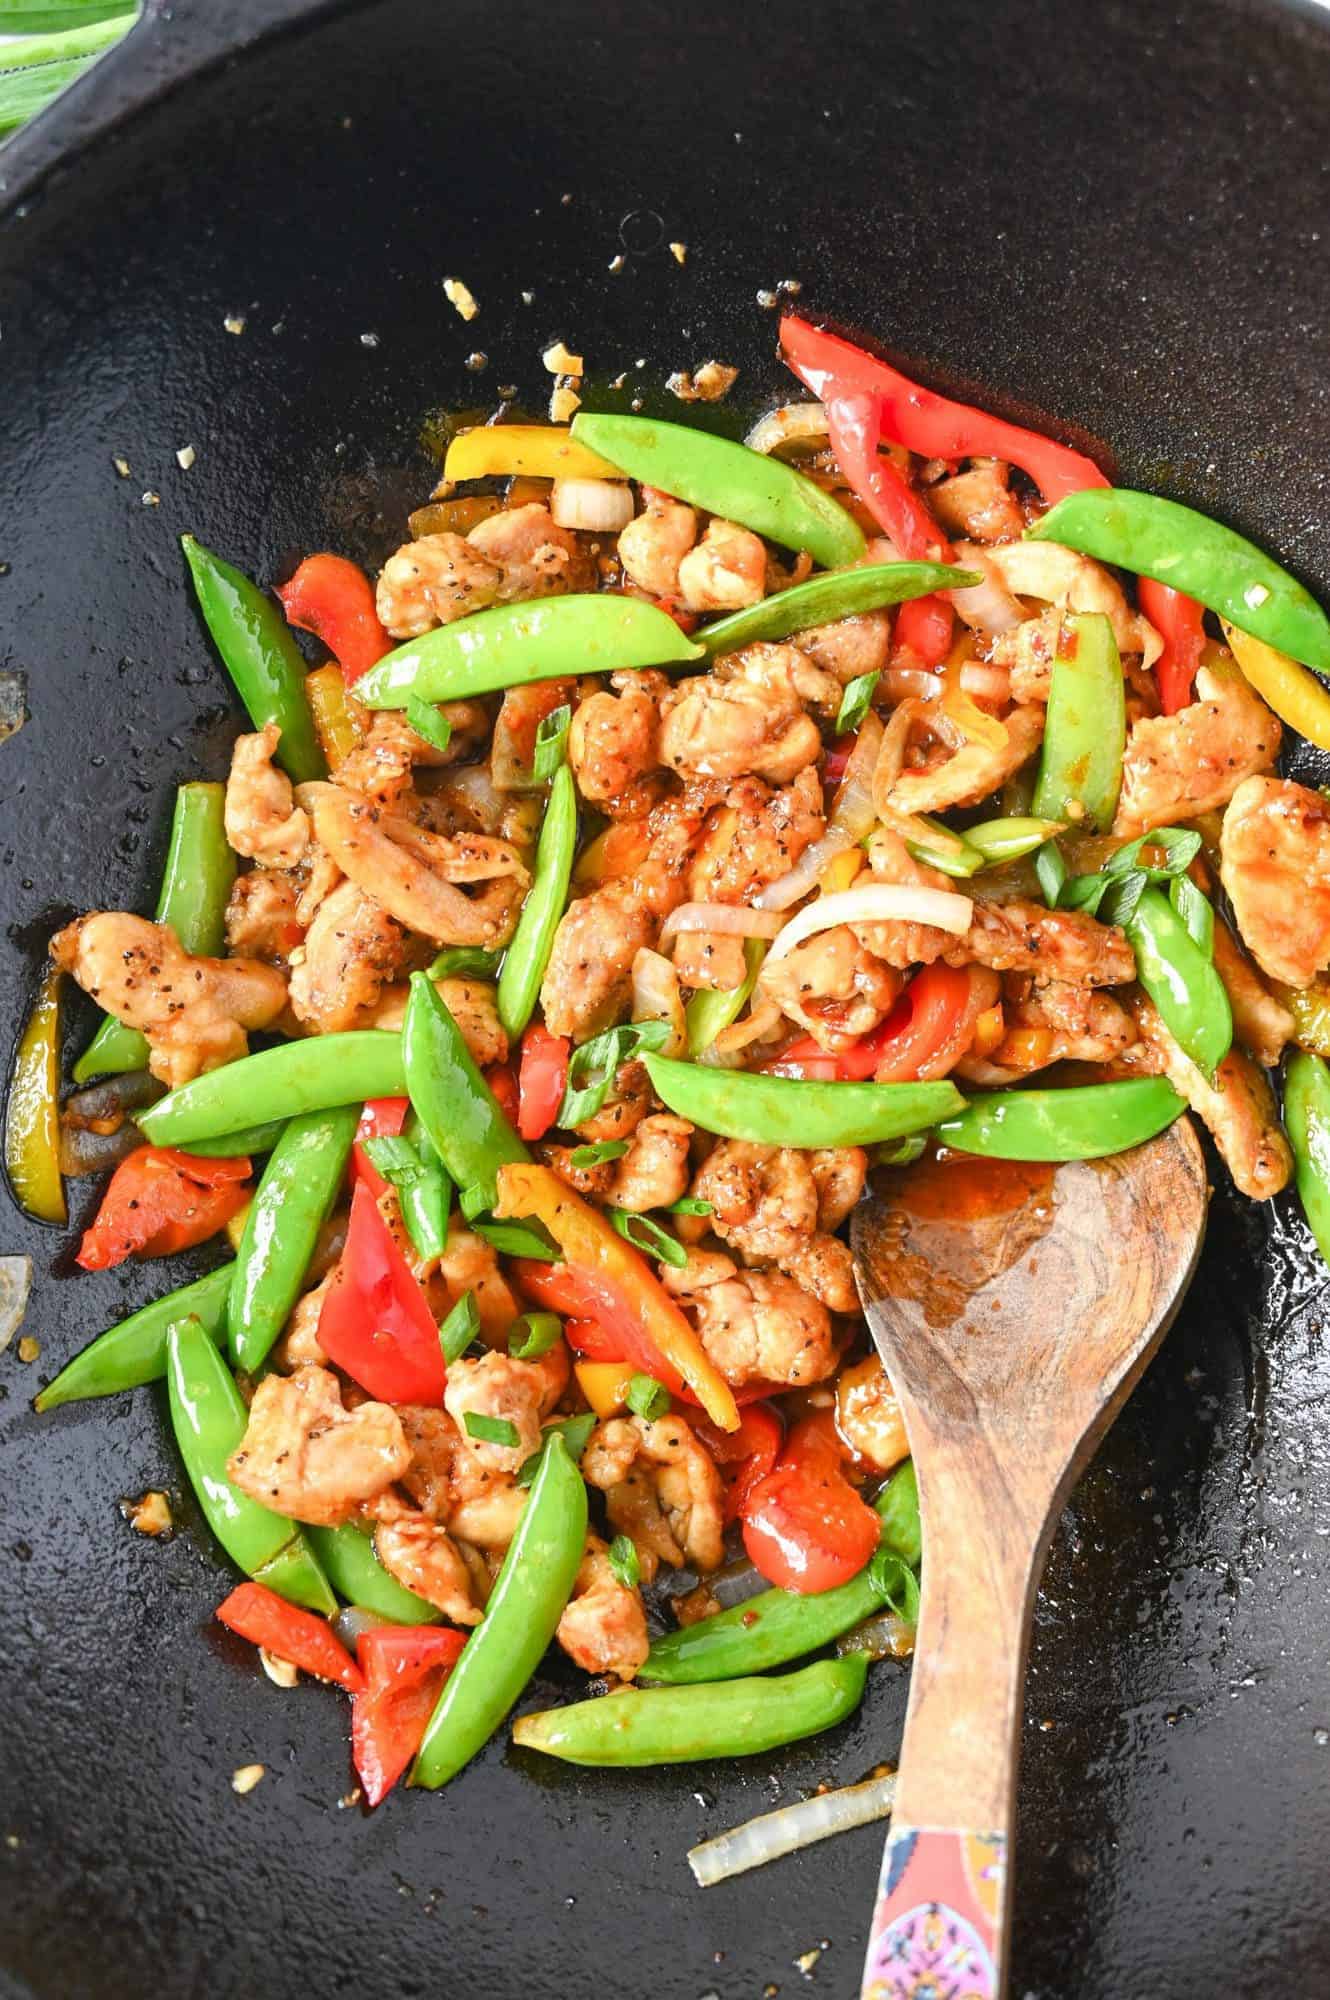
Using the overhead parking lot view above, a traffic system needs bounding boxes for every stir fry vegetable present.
[5,968,65,1224]
[317,1181,446,1404]
[182,536,326,783]
[1284,1053,1330,1266]
[496,765,577,1039]
[936,1079,1186,1161]
[643,1054,963,1149]
[34,1263,235,1411]
[77,1147,251,1270]
[354,1626,467,1806]
[138,1033,407,1146]
[305,1523,442,1626]
[403,973,528,1208]
[443,424,618,483]
[1031,612,1126,832]
[216,1583,365,1691]
[695,560,973,657]
[1125,887,1231,1078]
[1221,619,1330,753]
[276,553,391,686]
[227,1106,359,1371]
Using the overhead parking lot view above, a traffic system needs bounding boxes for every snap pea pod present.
[176,1120,286,1158]
[644,1052,962,1148]
[572,412,866,570]
[137,1032,406,1146]
[181,536,326,784]
[642,1461,920,1685]
[76,783,237,1082]
[685,939,765,1058]
[402,972,528,1211]
[963,816,1063,866]
[513,1654,869,1767]
[355,595,701,709]
[1283,1052,1330,1268]
[1031,611,1126,833]
[306,1522,441,1625]
[936,1078,1185,1160]
[397,1115,452,1265]
[164,1315,335,1614]
[228,1104,360,1371]
[497,764,577,1039]
[412,1433,586,1789]
[33,1262,235,1411]
[1126,886,1231,1078]
[905,819,986,879]
[1029,488,1330,677]
[695,561,974,657]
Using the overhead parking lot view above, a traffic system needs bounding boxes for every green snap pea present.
[76,782,238,1082]
[396,1117,452,1265]
[1029,488,1330,677]
[643,1052,962,1148]
[905,819,986,879]
[306,1522,441,1625]
[1283,1052,1330,1268]
[1031,611,1126,833]
[355,595,701,709]
[572,411,866,570]
[33,1263,234,1411]
[1126,886,1232,1079]
[936,1077,1186,1161]
[402,973,527,1211]
[963,816,1064,866]
[497,764,577,1039]
[513,1654,869,1766]
[228,1104,360,1371]
[684,939,766,1058]
[137,1032,406,1147]
[175,1120,287,1158]
[412,1433,586,1789]
[695,561,975,657]
[641,1462,919,1685]
[164,1315,334,1614]
[182,536,326,783]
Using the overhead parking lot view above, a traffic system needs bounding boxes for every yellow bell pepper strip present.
[1220,619,1330,752]
[304,661,368,769]
[1283,1052,1330,1268]
[443,424,620,484]
[495,1163,741,1432]
[5,967,65,1224]
[1281,979,1330,1059]
[1031,612,1126,832]
[1028,489,1330,677]
[573,1358,635,1418]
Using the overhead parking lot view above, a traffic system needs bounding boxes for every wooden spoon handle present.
[862,1822,1006,1998]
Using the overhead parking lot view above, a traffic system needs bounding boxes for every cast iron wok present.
[3,2,1330,1994]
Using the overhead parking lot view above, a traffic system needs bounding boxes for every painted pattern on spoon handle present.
[862,1823,1005,2000]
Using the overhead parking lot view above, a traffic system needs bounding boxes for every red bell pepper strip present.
[741,1410,881,1593]
[76,1147,251,1271]
[695,1402,784,1523]
[351,1625,467,1807]
[517,1024,570,1142]
[485,1061,521,1132]
[781,314,1111,505]
[276,553,392,686]
[534,1268,781,1410]
[764,964,974,1085]
[353,1097,410,1200]
[892,591,954,670]
[1138,577,1206,715]
[823,390,954,668]
[215,1581,365,1692]
[317,1181,447,1405]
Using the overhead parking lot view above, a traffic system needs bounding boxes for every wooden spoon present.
[852,1119,1207,2000]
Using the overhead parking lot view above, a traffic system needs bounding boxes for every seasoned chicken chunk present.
[981,540,1162,666]
[227,1366,410,1525]
[795,610,892,685]
[270,1271,333,1373]
[468,502,596,601]
[225,868,303,964]
[376,531,502,637]
[224,722,310,870]
[539,881,659,1041]
[810,1147,868,1230]
[761,925,903,1051]
[617,493,698,598]
[988,975,1137,1072]
[688,1142,867,1314]
[953,899,1136,985]
[607,1113,694,1213]
[568,672,663,808]
[1128,997,1292,1200]
[287,879,406,1034]
[992,607,1063,704]
[51,912,287,1088]
[929,459,1025,545]
[556,1536,650,1681]
[443,1347,569,1475]
[1210,920,1293,1068]
[392,1405,528,1549]
[835,1354,910,1472]
[305,782,527,948]
[335,704,484,805]
[1220,775,1330,989]
[887,705,1044,816]
[1115,667,1280,838]
[372,1511,482,1625]
[682,1263,838,1388]
[688,769,825,906]
[581,1414,725,1578]
[439,1219,522,1341]
[660,644,836,784]
[676,518,766,611]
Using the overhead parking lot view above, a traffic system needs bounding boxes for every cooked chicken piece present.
[438,1219,522,1342]
[607,1113,693,1213]
[761,925,903,1051]
[887,704,1044,816]
[225,868,303,963]
[853,862,1135,985]
[393,1404,527,1548]
[687,1139,857,1312]
[835,1354,910,1472]
[448,1478,528,1551]
[294,845,342,927]
[367,975,508,1066]
[795,610,892,685]
[689,768,826,905]
[1220,774,1330,989]
[1115,667,1280,839]
[781,1235,859,1314]
[1210,919,1293,1068]
[573,1057,653,1144]
[305,782,527,948]
[443,1346,569,1475]
[287,879,406,1034]
[671,927,749,992]
[810,1147,868,1231]
[556,1536,650,1681]
[660,1245,740,1296]
[930,459,1024,545]
[50,912,287,1088]
[617,493,698,598]
[468,502,595,602]
[269,1270,333,1373]
[376,531,502,638]
[1128,996,1292,1200]
[660,643,838,784]
[991,607,1063,704]
[582,1414,726,1577]
[224,722,310,870]
[676,518,767,611]
[372,1512,482,1624]
[981,540,1161,666]
[537,1141,615,1200]
[227,1366,409,1525]
[335,705,484,805]
[684,1264,838,1387]
[989,975,1137,1072]
[539,881,659,1041]
[568,671,663,808]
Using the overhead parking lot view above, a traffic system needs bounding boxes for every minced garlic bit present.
[543,340,584,378]
[112,455,131,477]
[667,361,740,405]
[223,313,246,335]
[443,277,479,322]
[464,352,488,373]
[549,383,582,424]
[521,290,535,306]
[141,492,161,508]
[176,445,196,471]
[337,1787,363,1810]
[756,289,778,309]
[16,1335,39,1364]
[669,241,688,266]
[795,1947,823,1976]
[259,1647,300,1689]
[231,1763,266,1795]
[123,1490,173,1537]
[608,254,625,274]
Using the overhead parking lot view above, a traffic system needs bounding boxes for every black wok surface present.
[3,2,1330,1994]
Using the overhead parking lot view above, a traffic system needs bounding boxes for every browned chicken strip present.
[227,1366,411,1525]
[1220,774,1330,989]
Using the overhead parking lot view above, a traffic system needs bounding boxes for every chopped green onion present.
[608,1533,641,1590]
[459,1182,490,1223]
[559,1019,672,1128]
[362,1134,427,1186]
[962,816,1063,867]
[870,1134,928,1168]
[905,817,986,880]
[439,1291,481,1365]
[569,1139,629,1170]
[472,1217,560,1262]
[684,938,766,1059]
[607,1208,688,1268]
[867,1548,921,1624]
[1170,872,1215,957]
[665,1194,712,1216]
[834,670,880,738]
[625,1372,671,1421]
[1103,825,1201,882]
[531,704,572,782]
[508,1312,563,1360]
[464,1412,520,1449]
[406,695,454,755]
[428,946,504,981]
[516,1411,597,1486]
[1034,841,1067,908]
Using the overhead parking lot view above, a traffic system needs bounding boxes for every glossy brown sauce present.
[868,1151,1058,1329]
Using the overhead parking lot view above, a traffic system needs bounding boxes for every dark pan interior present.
[3,2,1330,1994]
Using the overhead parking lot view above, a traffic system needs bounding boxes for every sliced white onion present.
[631,947,687,1058]
[688,1771,898,1887]
[982,538,1163,668]
[881,666,943,703]
[0,1256,32,1356]
[768,884,972,964]
[743,401,828,455]
[659,903,785,948]
[333,1605,391,1653]
[871,699,920,822]
[549,477,635,532]
[947,543,1023,636]
[836,1610,916,1661]
[959,661,1012,703]
[756,714,884,914]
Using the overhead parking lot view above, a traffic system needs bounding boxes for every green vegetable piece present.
[465,1412,521,1448]
[608,1534,640,1590]
[75,782,237,1082]
[684,938,766,1058]
[608,1209,687,1268]
[568,1139,628,1170]
[164,1315,333,1614]
[0,52,101,138]
[413,1433,587,1789]
[514,1653,869,1767]
[138,1032,406,1147]
[573,412,866,570]
[227,1104,360,1371]
[181,536,325,784]
[963,816,1063,866]
[516,1411,596,1487]
[178,1121,287,1158]
[403,972,528,1210]
[508,1312,563,1360]
[355,594,701,709]
[696,560,975,658]
[0,12,128,66]
[868,1548,921,1624]
[306,1522,442,1624]
[531,704,572,781]
[560,1018,672,1126]
[644,1052,962,1149]
[1034,840,1068,908]
[397,1120,452,1265]
[835,670,880,736]
[876,1459,921,1568]
[905,817,986,880]
[1125,887,1232,1079]
[1031,611,1126,832]
[472,1217,559,1261]
[1169,872,1215,957]
[625,1371,671,1420]
[405,694,453,753]
[936,1078,1186,1161]
[428,946,503,981]
[1284,1052,1330,1268]
[33,1262,235,1411]
[1029,487,1330,677]
[439,1291,481,1365]
[497,764,578,1039]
